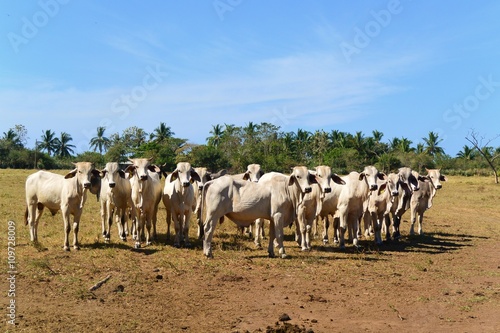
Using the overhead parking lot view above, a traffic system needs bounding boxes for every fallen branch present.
[89,275,111,292]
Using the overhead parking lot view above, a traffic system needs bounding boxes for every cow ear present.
[439,175,447,182]
[243,171,250,181]
[358,173,366,181]
[170,170,179,182]
[118,170,126,179]
[92,169,101,178]
[287,175,295,186]
[418,175,429,182]
[332,174,346,185]
[378,172,387,180]
[378,182,387,196]
[308,173,318,184]
[100,170,107,177]
[148,164,160,173]
[191,170,201,183]
[64,168,78,179]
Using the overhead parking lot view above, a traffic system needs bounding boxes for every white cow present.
[202,166,317,258]
[163,162,201,248]
[99,162,133,242]
[25,162,100,250]
[320,165,385,248]
[409,168,447,236]
[362,172,400,245]
[125,158,162,248]
[193,167,227,239]
[295,166,345,251]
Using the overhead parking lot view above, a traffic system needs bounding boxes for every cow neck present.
[69,175,88,209]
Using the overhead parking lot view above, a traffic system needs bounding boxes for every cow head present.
[65,162,101,192]
[126,158,159,181]
[310,165,345,194]
[380,173,400,197]
[170,162,201,187]
[243,164,264,182]
[398,167,419,192]
[288,166,316,193]
[100,162,126,189]
[359,165,386,191]
[426,168,447,190]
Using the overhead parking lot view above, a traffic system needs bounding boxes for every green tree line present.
[1,123,499,177]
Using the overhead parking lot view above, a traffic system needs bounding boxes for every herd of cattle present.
[24,158,447,258]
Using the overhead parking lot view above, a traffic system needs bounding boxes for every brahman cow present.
[201,166,317,258]
[389,167,422,240]
[295,166,345,251]
[409,168,447,236]
[193,167,227,239]
[125,158,162,248]
[362,172,400,245]
[99,162,133,242]
[24,162,100,250]
[320,166,385,249]
[163,162,201,248]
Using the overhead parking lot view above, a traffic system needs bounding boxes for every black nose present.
[436,184,442,189]
[324,188,331,193]
[183,182,190,187]
[198,185,204,190]
[392,191,399,197]
[83,182,91,189]
[109,183,116,188]
[370,184,378,191]
[140,175,148,181]
[304,187,312,193]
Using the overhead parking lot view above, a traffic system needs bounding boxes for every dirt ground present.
[2,172,499,332]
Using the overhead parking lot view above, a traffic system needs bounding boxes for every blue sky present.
[1,0,499,156]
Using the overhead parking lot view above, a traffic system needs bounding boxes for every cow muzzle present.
[436,184,442,189]
[324,187,332,193]
[182,182,190,188]
[304,187,312,193]
[370,184,378,191]
[140,175,148,181]
[109,183,116,188]
[83,182,91,189]
[391,191,399,197]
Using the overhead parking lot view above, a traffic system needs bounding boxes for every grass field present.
[1,169,499,332]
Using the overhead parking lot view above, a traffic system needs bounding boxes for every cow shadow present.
[363,231,478,255]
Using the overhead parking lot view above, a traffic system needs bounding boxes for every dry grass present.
[1,169,499,332]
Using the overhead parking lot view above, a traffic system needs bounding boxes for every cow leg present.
[61,205,72,251]
[333,216,340,244]
[151,203,159,242]
[73,211,82,250]
[27,203,42,242]
[418,213,424,235]
[165,208,172,241]
[409,207,417,236]
[144,213,152,246]
[363,212,371,238]
[271,213,286,258]
[172,211,182,248]
[134,213,145,248]
[196,207,204,240]
[254,218,263,248]
[203,215,220,258]
[183,209,192,248]
[392,213,401,240]
[322,216,329,244]
[100,201,107,238]
[373,213,383,246]
[384,214,392,241]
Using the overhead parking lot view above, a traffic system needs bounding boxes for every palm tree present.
[39,130,58,156]
[456,145,475,160]
[207,124,225,148]
[422,131,445,157]
[55,132,76,158]
[398,137,414,153]
[372,130,384,143]
[150,122,174,143]
[89,126,111,154]
[2,129,22,147]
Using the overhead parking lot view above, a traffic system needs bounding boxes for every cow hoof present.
[174,243,180,248]
[145,241,152,246]
[63,246,70,251]
[323,239,329,245]
[120,237,127,242]
[268,252,276,258]
[105,238,110,243]
[184,242,192,248]
[134,242,141,249]
[204,252,213,259]
[102,231,107,237]
[74,246,80,251]
[280,253,288,259]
